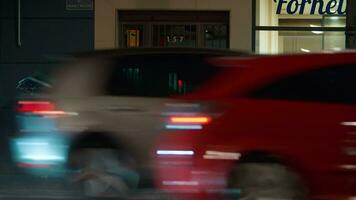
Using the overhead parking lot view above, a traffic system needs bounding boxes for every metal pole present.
[17,0,21,47]
[346,0,356,49]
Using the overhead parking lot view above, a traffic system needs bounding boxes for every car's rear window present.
[16,71,54,95]
[106,54,225,97]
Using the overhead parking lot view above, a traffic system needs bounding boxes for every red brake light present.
[16,101,75,117]
[169,116,212,125]
[164,102,218,130]
[17,163,49,168]
[17,101,56,113]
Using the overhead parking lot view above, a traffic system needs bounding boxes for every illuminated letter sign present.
[274,0,347,15]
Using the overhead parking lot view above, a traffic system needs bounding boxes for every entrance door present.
[152,24,197,48]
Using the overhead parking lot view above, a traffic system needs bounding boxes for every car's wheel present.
[69,148,140,198]
[228,163,308,200]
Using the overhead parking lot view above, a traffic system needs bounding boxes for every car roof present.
[70,47,249,60]
[191,51,356,98]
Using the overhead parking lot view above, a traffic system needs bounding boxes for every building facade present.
[94,0,252,51]
[95,0,351,54]
[0,0,353,103]
[0,0,94,104]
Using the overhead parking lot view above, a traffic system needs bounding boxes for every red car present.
[153,52,356,200]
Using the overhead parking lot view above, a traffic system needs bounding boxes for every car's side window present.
[108,65,144,96]
[106,56,161,96]
[249,64,356,104]
[106,55,220,97]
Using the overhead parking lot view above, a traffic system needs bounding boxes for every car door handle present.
[106,106,142,112]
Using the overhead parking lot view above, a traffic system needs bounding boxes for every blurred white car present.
[11,48,247,197]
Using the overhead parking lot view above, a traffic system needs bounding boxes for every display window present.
[255,0,347,54]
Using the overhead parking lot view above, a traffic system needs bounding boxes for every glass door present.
[152,24,197,48]
[118,11,229,49]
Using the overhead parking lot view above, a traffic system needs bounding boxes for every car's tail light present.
[169,116,212,125]
[16,101,55,113]
[16,101,77,117]
[164,101,222,130]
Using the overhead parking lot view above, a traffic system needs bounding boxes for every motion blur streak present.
[11,137,68,168]
[17,163,50,168]
[203,151,241,160]
[341,121,356,126]
[156,150,194,156]
[162,181,199,186]
[17,101,77,117]
[17,101,55,113]
[170,116,211,124]
[165,125,203,130]
[19,154,65,161]
[31,110,78,117]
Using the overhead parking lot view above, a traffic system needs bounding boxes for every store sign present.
[66,0,93,11]
[274,0,347,15]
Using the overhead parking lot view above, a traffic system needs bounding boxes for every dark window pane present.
[249,64,356,104]
[204,24,228,49]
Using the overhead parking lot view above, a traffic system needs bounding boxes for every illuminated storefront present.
[94,0,351,53]
[118,11,229,49]
[254,0,347,54]
[95,0,252,51]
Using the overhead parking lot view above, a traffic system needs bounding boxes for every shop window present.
[255,0,347,54]
[256,30,345,53]
[204,24,228,49]
[118,11,229,49]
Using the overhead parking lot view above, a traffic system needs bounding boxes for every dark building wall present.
[0,0,94,105]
